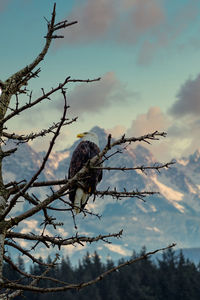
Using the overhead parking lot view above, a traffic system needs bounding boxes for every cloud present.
[56,0,117,45]
[57,0,164,46]
[118,0,165,44]
[66,72,133,116]
[56,227,69,238]
[0,0,10,11]
[63,243,86,256]
[136,0,200,64]
[166,70,200,157]
[33,72,133,119]
[55,0,200,64]
[169,74,200,117]
[20,219,51,236]
[7,71,134,152]
[106,125,127,139]
[8,72,133,152]
[127,106,170,137]
[125,107,172,160]
[125,105,200,160]
[125,106,198,160]
[105,243,132,256]
[167,118,200,158]
[131,0,164,30]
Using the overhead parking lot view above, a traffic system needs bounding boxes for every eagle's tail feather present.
[74,188,89,214]
[74,188,83,214]
[82,191,90,207]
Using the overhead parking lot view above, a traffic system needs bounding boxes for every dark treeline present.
[3,247,200,300]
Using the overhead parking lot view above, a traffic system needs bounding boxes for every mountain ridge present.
[2,126,200,262]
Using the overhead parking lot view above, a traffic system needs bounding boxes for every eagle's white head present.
[77,131,99,146]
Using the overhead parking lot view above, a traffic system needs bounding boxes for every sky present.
[1,0,200,160]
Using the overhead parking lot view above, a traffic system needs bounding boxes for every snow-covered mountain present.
[3,126,200,262]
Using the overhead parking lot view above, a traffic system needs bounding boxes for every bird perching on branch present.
[68,132,102,214]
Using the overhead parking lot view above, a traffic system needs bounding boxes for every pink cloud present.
[106,125,127,139]
[129,0,164,30]
[126,107,173,160]
[33,71,134,119]
[56,0,164,46]
[56,0,117,45]
[126,105,200,160]
[127,107,170,137]
[119,0,164,42]
[55,0,199,65]
[67,72,132,115]
[0,0,10,11]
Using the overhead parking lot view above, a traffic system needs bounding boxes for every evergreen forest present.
[3,248,200,300]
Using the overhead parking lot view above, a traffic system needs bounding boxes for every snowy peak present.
[151,175,185,213]
[189,149,200,163]
[3,126,200,254]
[128,144,156,166]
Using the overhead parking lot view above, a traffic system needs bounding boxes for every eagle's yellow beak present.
[77,133,85,138]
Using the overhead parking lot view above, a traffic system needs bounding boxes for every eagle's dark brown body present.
[68,140,102,209]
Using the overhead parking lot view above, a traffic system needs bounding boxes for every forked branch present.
[2,89,68,219]
[6,230,123,250]
[3,3,77,95]
[3,130,168,226]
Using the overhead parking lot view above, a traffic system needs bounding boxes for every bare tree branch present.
[0,3,176,297]
[1,254,60,299]
[6,230,123,249]
[6,133,169,195]
[5,241,51,266]
[4,255,68,286]
[2,88,68,219]
[1,77,100,125]
[0,3,77,122]
[97,131,167,161]
[96,189,158,201]
[3,130,168,228]
[3,4,77,93]
[2,117,77,142]
[92,161,176,172]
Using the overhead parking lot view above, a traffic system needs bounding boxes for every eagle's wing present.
[68,141,92,179]
[68,141,102,205]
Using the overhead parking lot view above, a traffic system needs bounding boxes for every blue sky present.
[1,0,200,160]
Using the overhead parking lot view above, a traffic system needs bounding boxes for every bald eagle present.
[68,132,102,214]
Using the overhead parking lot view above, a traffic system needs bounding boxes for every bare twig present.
[2,117,77,142]
[3,131,168,227]
[3,4,77,95]
[6,230,123,249]
[92,161,176,172]
[98,131,167,160]
[5,241,50,266]
[2,89,68,219]
[4,254,70,287]
[1,77,100,125]
[1,253,60,299]
[96,189,158,201]
[0,2,175,297]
